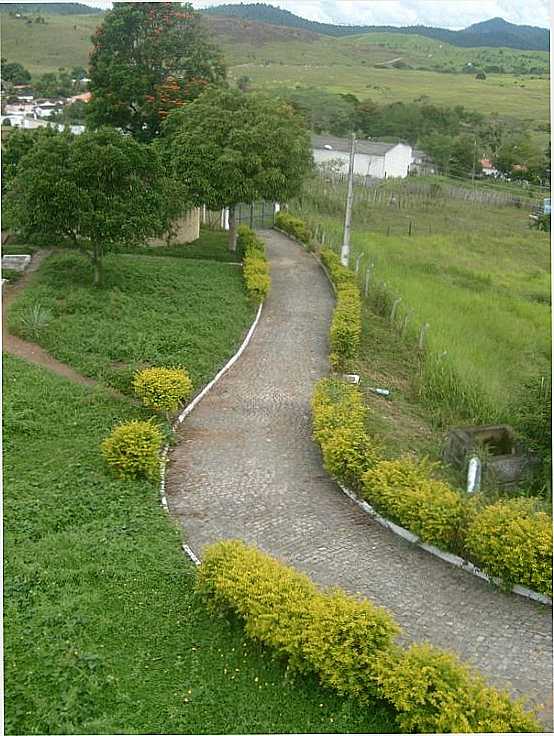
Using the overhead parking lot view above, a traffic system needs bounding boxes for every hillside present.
[0,3,102,14]
[203,3,550,51]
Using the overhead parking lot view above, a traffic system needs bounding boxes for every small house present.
[312,134,414,180]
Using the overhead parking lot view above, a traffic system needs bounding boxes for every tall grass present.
[292,176,551,428]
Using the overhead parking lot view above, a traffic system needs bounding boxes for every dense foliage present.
[133,367,193,414]
[162,88,312,249]
[4,128,182,285]
[101,419,163,480]
[88,2,225,141]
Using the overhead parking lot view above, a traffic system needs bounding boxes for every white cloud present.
[191,0,550,29]
[80,0,550,29]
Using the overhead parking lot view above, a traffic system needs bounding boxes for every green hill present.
[0,3,102,15]
[203,3,550,51]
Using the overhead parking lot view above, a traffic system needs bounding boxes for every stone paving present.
[166,229,553,724]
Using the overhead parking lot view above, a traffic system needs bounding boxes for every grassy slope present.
[294,178,551,423]
[1,12,549,128]
[6,248,254,393]
[3,355,396,734]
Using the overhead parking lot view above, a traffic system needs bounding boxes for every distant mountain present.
[0,3,102,14]
[202,4,549,51]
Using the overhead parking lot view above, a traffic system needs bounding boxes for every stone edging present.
[273,226,552,608]
[159,301,264,565]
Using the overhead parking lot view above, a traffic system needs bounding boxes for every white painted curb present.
[158,301,264,565]
[337,479,552,606]
[274,226,552,608]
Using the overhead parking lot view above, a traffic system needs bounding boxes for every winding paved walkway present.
[166,229,552,723]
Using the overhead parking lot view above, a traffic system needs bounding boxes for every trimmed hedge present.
[198,540,540,733]
[197,539,400,699]
[465,498,553,596]
[238,225,270,302]
[362,457,468,551]
[312,378,380,488]
[374,643,538,733]
[311,378,553,594]
[320,248,362,371]
[274,211,311,243]
[133,366,193,413]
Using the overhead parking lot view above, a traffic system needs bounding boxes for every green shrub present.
[374,643,539,733]
[133,366,193,413]
[330,285,362,371]
[465,497,552,596]
[320,248,357,287]
[275,211,311,243]
[198,541,540,732]
[101,419,163,480]
[362,457,467,550]
[312,379,380,487]
[243,252,270,302]
[237,224,265,259]
[197,540,399,697]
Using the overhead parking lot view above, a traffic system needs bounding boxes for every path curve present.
[166,229,552,722]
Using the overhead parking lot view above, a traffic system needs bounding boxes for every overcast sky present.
[82,0,550,30]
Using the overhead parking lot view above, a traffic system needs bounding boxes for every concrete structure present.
[148,208,200,246]
[410,148,437,176]
[312,134,413,179]
[0,116,84,134]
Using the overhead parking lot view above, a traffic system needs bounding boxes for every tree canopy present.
[5,128,184,285]
[162,88,313,249]
[87,2,226,141]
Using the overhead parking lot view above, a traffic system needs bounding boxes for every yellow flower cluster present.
[238,225,270,302]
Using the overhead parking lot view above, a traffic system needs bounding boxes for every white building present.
[312,134,414,180]
[0,115,84,135]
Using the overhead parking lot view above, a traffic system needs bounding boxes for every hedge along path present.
[165,228,552,725]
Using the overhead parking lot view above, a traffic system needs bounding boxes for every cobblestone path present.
[166,229,553,723]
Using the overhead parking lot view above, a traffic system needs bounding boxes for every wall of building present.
[383,144,413,178]
[148,208,200,246]
[314,144,414,180]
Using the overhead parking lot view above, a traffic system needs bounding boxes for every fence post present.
[250,203,254,229]
[401,311,411,337]
[355,254,362,273]
[364,265,371,297]
[418,322,430,350]
[390,297,402,322]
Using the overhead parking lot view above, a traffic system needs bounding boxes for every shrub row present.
[238,225,270,302]
[312,378,553,596]
[274,211,311,243]
[320,248,362,371]
[198,539,539,733]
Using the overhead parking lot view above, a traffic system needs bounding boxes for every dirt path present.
[166,228,552,725]
[3,249,101,388]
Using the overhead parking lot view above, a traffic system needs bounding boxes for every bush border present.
[274,223,552,607]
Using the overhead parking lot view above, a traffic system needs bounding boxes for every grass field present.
[6,245,254,394]
[1,11,549,130]
[293,176,551,427]
[3,355,397,735]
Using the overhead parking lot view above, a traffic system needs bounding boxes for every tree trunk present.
[92,244,103,287]
[228,204,237,252]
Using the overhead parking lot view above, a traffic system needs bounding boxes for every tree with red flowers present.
[87,2,225,141]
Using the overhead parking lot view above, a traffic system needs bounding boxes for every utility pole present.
[341,132,356,267]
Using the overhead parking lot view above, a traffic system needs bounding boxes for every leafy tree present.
[0,126,58,193]
[33,71,73,97]
[163,88,313,250]
[494,134,544,179]
[5,128,184,285]
[420,133,455,174]
[237,75,251,92]
[87,2,226,141]
[71,65,87,81]
[1,59,31,84]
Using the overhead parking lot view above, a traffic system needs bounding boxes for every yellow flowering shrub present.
[465,498,552,596]
[312,379,381,487]
[362,457,467,550]
[133,366,193,413]
[101,419,162,480]
[329,285,362,371]
[373,643,539,733]
[243,252,270,301]
[237,224,265,257]
[275,211,311,243]
[197,540,398,687]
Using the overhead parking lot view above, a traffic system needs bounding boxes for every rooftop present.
[311,134,404,157]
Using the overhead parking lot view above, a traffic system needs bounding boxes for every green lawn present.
[3,355,397,734]
[6,250,254,394]
[114,228,242,263]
